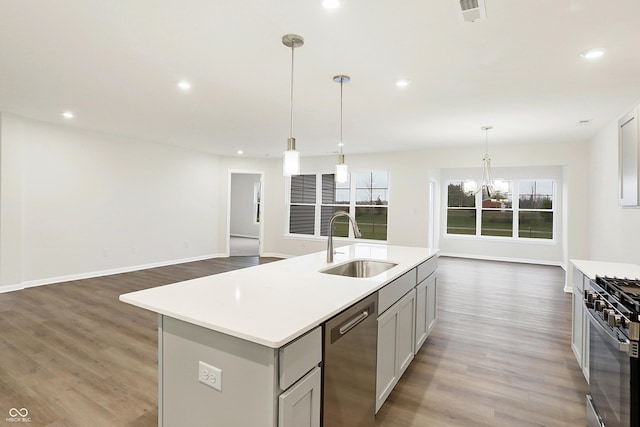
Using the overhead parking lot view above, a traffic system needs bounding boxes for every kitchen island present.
[120,243,438,427]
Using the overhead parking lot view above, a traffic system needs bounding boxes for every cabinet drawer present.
[279,327,322,391]
[379,269,416,314]
[417,256,438,284]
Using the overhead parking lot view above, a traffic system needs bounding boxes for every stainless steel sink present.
[320,259,398,278]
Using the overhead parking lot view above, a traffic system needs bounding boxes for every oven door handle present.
[585,307,631,355]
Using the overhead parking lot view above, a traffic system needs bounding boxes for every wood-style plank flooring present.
[0,256,588,426]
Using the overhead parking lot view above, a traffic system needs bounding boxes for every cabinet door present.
[619,107,640,206]
[376,305,399,413]
[571,290,584,368]
[278,367,321,427]
[425,275,437,337]
[397,289,416,376]
[415,280,428,351]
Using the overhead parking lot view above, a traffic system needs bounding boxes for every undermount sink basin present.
[320,259,398,278]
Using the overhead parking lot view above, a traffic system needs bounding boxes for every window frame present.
[253,181,261,225]
[445,179,556,242]
[286,171,390,243]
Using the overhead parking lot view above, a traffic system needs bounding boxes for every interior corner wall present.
[1,114,222,288]
[0,113,23,289]
[589,115,640,264]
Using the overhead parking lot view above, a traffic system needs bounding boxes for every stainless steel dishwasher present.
[323,293,377,427]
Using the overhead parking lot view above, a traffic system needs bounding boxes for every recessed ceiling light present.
[580,48,604,60]
[177,80,192,90]
[62,111,74,119]
[237,150,244,155]
[396,79,411,88]
[322,0,342,9]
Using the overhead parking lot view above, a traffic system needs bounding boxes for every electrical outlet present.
[198,361,222,392]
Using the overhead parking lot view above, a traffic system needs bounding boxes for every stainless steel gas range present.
[584,276,640,427]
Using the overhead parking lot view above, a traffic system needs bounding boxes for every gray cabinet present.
[425,274,437,338]
[278,367,321,427]
[376,298,400,412]
[415,279,428,350]
[375,255,439,413]
[570,266,589,382]
[415,260,438,352]
[397,289,416,376]
[159,316,321,427]
[619,106,640,207]
[375,288,416,413]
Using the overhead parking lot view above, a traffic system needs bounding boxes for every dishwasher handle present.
[339,309,369,335]
[329,300,376,344]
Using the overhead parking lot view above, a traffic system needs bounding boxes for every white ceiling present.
[1,1,640,158]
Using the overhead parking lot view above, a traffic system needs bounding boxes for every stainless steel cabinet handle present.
[339,310,369,335]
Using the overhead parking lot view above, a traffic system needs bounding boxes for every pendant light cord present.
[289,45,295,139]
[339,79,344,155]
[484,127,489,157]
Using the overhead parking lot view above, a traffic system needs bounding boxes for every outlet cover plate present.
[198,361,222,392]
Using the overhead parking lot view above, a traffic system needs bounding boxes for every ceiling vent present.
[457,0,487,23]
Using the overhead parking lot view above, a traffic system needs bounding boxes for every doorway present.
[228,171,264,256]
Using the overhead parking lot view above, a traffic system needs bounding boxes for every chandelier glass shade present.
[464,126,509,198]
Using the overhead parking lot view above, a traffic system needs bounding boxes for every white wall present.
[230,173,260,238]
[0,114,223,290]
[0,112,595,291]
[589,116,640,264]
[0,114,23,290]
[259,141,590,273]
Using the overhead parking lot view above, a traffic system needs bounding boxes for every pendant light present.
[282,34,304,176]
[334,75,350,184]
[464,125,503,197]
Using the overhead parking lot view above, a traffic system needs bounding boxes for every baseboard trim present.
[0,283,25,294]
[260,252,291,259]
[439,252,565,268]
[1,253,226,293]
[230,234,259,239]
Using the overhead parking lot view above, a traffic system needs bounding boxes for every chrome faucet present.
[327,211,361,263]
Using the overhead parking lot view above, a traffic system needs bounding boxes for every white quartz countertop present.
[571,259,640,281]
[120,244,438,348]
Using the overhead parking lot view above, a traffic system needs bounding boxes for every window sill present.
[284,234,389,245]
[443,233,557,245]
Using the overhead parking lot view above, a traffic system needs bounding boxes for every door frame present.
[227,169,265,256]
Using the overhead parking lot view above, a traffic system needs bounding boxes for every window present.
[518,180,553,239]
[446,179,554,240]
[289,174,316,235]
[481,186,513,237]
[288,171,389,241]
[355,172,389,240]
[447,181,476,235]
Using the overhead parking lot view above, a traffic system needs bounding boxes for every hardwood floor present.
[0,256,588,426]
